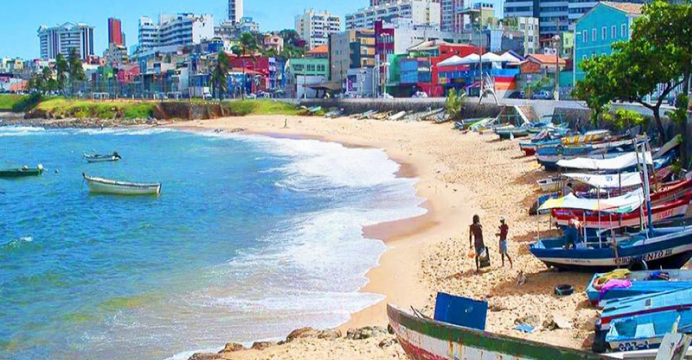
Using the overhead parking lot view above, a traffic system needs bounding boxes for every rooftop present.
[600,1,644,15]
[307,45,329,55]
[526,53,567,66]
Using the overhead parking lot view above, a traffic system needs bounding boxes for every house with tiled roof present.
[574,1,644,81]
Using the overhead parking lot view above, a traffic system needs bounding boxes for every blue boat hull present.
[530,227,692,272]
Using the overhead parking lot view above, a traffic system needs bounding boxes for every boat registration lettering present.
[615,249,673,265]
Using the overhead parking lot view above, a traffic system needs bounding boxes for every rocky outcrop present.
[345,326,388,340]
[188,353,222,360]
[218,342,245,353]
[285,327,342,341]
[250,341,276,350]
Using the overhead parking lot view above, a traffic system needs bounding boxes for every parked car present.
[412,91,428,98]
[531,90,553,100]
[245,93,257,99]
[507,91,525,99]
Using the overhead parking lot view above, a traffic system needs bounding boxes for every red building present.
[228,55,270,93]
[405,41,482,97]
[108,18,124,46]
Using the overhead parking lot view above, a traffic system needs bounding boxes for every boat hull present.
[0,169,43,178]
[586,269,692,306]
[387,304,610,360]
[83,174,161,196]
[530,227,692,271]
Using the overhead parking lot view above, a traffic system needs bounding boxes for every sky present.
[0,0,500,59]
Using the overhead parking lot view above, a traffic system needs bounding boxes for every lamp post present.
[553,34,561,101]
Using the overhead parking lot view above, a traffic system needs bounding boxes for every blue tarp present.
[434,292,488,331]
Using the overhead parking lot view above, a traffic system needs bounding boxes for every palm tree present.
[211,52,230,100]
[55,53,69,94]
[67,49,85,97]
[237,32,259,100]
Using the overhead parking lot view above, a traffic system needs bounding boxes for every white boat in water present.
[84,152,121,163]
[83,173,161,196]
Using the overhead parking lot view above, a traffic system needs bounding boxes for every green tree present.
[28,72,45,94]
[68,49,86,96]
[211,52,230,100]
[602,109,648,131]
[55,53,69,93]
[41,66,57,94]
[572,55,618,125]
[444,88,467,120]
[235,32,259,100]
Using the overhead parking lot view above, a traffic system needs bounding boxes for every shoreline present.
[166,116,479,335]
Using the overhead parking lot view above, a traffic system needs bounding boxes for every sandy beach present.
[173,115,599,359]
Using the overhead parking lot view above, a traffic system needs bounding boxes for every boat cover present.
[563,172,642,189]
[539,188,644,213]
[557,152,653,171]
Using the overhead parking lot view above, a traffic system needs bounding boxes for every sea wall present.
[299,99,504,119]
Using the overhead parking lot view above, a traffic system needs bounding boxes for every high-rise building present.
[345,0,441,31]
[138,16,159,51]
[37,22,94,60]
[228,0,244,23]
[137,14,214,53]
[108,18,125,46]
[295,9,341,49]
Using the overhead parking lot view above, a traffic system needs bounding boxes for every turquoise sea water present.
[0,126,425,360]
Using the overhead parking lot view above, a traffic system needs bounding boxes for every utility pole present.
[554,34,561,101]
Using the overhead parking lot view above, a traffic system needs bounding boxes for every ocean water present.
[0,126,425,360]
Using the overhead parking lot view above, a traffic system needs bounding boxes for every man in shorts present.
[496,216,513,268]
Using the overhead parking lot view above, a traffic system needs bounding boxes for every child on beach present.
[496,216,513,268]
[469,215,485,273]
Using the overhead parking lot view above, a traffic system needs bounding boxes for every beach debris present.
[346,326,388,340]
[218,342,245,353]
[514,323,535,333]
[514,315,540,328]
[488,300,508,312]
[251,341,276,350]
[542,315,573,331]
[554,284,574,296]
[378,337,398,348]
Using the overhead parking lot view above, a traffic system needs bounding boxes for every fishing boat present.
[387,303,611,360]
[537,176,562,192]
[562,130,611,145]
[324,108,344,118]
[0,164,44,178]
[586,269,692,306]
[495,125,529,139]
[605,309,692,353]
[389,111,407,121]
[83,173,161,196]
[84,152,121,163]
[358,109,377,120]
[520,138,562,156]
[419,108,444,121]
[593,288,692,353]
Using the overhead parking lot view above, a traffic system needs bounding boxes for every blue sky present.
[0,0,500,59]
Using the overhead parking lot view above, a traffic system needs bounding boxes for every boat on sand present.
[83,173,161,196]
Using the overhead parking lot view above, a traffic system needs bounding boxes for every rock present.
[251,341,276,350]
[188,353,222,360]
[542,315,571,330]
[378,338,398,348]
[317,329,342,340]
[218,342,245,353]
[346,326,388,340]
[387,324,395,334]
[286,327,321,342]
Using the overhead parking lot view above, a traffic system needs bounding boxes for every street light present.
[552,34,561,101]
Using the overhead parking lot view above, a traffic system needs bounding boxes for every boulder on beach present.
[317,329,342,340]
[251,341,276,350]
[346,326,388,340]
[286,327,322,341]
[187,352,222,360]
[218,342,245,353]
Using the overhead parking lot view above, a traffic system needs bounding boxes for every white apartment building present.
[138,14,214,53]
[295,10,341,49]
[346,0,441,31]
[37,22,94,60]
[228,0,244,23]
[138,17,159,51]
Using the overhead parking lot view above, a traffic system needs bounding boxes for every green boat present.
[0,164,44,178]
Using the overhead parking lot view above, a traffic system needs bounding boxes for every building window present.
[582,30,588,42]
[602,27,607,40]
[611,25,616,38]
[621,23,626,38]
[582,55,587,60]
[592,28,597,42]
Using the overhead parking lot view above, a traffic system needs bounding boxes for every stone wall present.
[299,98,504,119]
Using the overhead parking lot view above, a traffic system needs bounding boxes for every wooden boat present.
[586,269,692,306]
[419,108,444,121]
[530,225,692,271]
[520,138,562,156]
[593,288,692,353]
[495,125,529,139]
[562,130,611,145]
[551,192,692,230]
[389,111,407,121]
[83,173,161,196]
[387,303,611,360]
[84,152,121,163]
[537,176,562,192]
[324,108,344,118]
[605,310,692,353]
[358,110,377,120]
[0,164,43,178]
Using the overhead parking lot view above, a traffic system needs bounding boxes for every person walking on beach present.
[496,216,513,268]
[469,215,485,273]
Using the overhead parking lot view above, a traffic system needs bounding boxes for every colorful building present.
[329,29,376,88]
[574,2,643,81]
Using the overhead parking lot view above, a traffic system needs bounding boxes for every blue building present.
[574,2,643,82]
